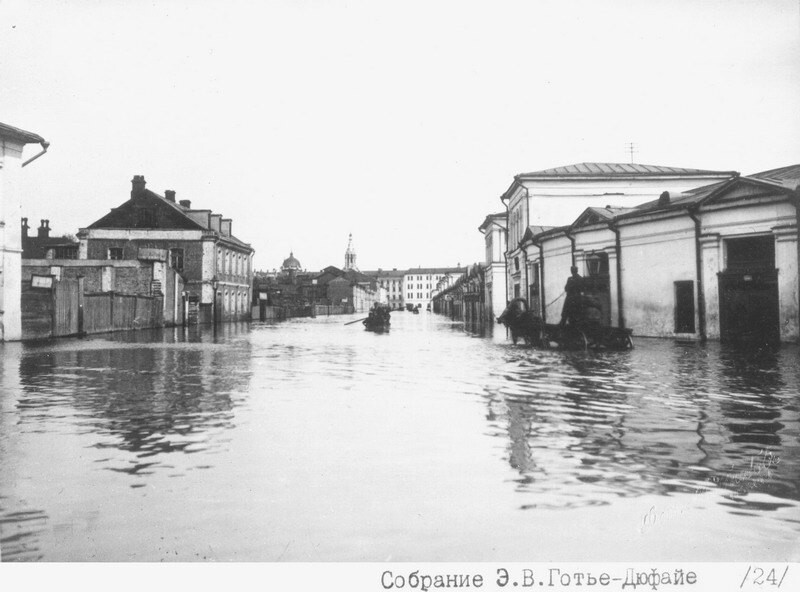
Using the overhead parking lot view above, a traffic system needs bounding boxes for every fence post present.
[77,276,85,336]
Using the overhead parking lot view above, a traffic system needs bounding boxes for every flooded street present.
[1,312,799,562]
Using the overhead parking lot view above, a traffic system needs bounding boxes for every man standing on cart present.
[559,265,584,327]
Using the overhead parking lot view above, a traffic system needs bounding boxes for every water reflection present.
[485,341,800,509]
[1,315,799,562]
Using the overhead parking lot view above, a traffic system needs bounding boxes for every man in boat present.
[559,266,584,327]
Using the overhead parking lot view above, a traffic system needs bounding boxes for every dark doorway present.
[674,281,695,333]
[583,252,611,326]
[719,236,779,345]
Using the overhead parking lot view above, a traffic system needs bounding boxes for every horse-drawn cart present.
[497,297,633,351]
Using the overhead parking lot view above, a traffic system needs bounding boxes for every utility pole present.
[625,142,637,164]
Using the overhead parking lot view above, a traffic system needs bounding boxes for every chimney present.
[131,175,146,197]
[21,217,29,239]
[221,219,232,237]
[37,219,50,238]
[164,190,176,202]
[658,191,670,206]
[179,199,191,209]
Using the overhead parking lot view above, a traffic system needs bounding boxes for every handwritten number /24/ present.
[740,565,789,588]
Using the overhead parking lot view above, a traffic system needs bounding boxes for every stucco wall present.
[619,216,696,337]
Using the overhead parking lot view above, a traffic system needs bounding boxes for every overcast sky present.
[2,0,798,272]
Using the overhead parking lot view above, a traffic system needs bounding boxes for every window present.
[725,236,775,271]
[53,246,77,259]
[170,248,184,272]
[136,209,156,228]
[108,247,124,260]
[675,281,695,333]
[514,257,520,271]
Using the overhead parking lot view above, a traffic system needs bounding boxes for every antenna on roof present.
[625,142,637,164]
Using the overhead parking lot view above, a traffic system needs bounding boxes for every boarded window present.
[675,280,695,333]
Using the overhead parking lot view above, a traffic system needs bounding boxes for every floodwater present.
[1,312,798,562]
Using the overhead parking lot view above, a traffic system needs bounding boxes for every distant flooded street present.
[1,313,798,562]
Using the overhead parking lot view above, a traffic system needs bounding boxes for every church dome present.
[281,252,302,271]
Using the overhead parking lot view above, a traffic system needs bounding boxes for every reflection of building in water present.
[16,331,252,458]
[483,345,800,503]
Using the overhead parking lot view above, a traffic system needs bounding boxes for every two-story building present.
[78,175,254,324]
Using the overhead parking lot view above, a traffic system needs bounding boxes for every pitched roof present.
[747,164,800,190]
[478,212,507,231]
[572,207,636,227]
[87,181,253,250]
[0,121,45,144]
[517,162,738,178]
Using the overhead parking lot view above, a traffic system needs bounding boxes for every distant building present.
[402,267,463,310]
[0,121,48,341]
[364,268,406,309]
[478,212,507,321]
[78,175,254,324]
[21,218,79,260]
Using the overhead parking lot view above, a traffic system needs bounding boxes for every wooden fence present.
[21,278,164,340]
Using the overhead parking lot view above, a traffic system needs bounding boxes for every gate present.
[718,270,779,345]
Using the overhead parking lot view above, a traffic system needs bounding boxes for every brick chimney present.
[164,190,176,202]
[37,219,50,238]
[21,217,29,239]
[131,175,146,197]
[179,199,191,209]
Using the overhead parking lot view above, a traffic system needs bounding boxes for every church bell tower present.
[344,233,358,271]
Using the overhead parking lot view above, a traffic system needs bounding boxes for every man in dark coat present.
[560,266,584,327]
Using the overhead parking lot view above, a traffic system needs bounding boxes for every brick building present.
[78,175,254,324]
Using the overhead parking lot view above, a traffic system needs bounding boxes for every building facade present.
[502,162,737,304]
[0,122,48,341]
[478,212,508,321]
[403,267,463,310]
[518,165,800,344]
[78,175,254,324]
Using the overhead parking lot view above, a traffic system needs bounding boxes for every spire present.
[344,233,358,271]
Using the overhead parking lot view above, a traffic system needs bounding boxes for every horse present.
[497,298,544,345]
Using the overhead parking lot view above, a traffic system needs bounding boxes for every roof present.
[404,267,463,275]
[0,122,45,144]
[517,162,738,178]
[478,212,507,231]
[87,178,253,251]
[748,164,800,190]
[361,269,406,279]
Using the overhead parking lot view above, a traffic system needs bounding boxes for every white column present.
[774,225,799,342]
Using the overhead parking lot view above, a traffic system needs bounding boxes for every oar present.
[344,317,369,325]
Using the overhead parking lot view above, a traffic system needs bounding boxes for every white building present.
[0,122,48,341]
[502,162,737,303]
[478,212,508,321]
[520,164,800,344]
[403,267,462,310]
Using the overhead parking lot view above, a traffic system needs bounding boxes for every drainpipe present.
[22,140,50,167]
[608,221,625,328]
[564,228,576,266]
[687,208,707,341]
[538,241,546,322]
